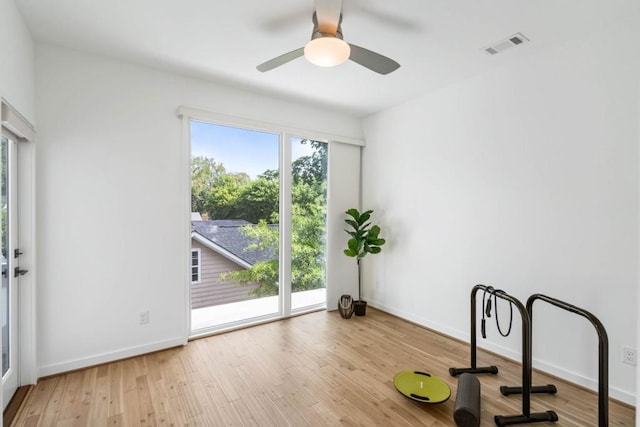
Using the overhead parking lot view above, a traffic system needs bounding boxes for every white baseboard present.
[368,300,636,406]
[530,358,636,406]
[38,337,186,378]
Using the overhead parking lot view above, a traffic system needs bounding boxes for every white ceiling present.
[15,0,640,117]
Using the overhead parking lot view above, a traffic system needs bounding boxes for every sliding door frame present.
[280,132,292,318]
[178,107,363,338]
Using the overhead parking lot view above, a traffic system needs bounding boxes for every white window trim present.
[177,106,365,147]
[191,248,201,284]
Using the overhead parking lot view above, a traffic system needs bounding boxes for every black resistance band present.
[481,286,513,338]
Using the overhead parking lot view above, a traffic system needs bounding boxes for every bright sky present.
[190,121,316,179]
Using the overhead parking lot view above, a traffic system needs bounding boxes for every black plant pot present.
[338,295,354,319]
[354,300,367,316]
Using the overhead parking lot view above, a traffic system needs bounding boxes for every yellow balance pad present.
[393,370,451,403]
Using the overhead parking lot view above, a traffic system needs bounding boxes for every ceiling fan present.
[256,0,400,75]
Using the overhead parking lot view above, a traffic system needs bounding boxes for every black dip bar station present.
[449,284,558,426]
[500,293,609,427]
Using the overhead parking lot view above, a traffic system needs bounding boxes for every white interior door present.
[2,133,19,409]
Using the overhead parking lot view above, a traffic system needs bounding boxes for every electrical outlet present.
[139,311,149,325]
[622,346,636,366]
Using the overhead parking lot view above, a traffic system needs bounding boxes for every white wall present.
[326,142,361,307]
[35,43,362,376]
[1,0,37,398]
[362,15,640,405]
[0,0,35,121]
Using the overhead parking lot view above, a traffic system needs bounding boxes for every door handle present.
[14,267,28,277]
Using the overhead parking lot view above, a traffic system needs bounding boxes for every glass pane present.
[291,138,327,310]
[1,135,9,376]
[190,121,280,330]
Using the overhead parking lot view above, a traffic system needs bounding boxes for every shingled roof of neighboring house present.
[191,220,277,266]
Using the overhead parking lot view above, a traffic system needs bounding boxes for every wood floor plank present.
[107,362,124,419]
[36,377,66,426]
[87,368,110,426]
[10,308,635,426]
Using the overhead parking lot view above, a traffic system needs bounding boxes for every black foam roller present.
[453,373,481,427]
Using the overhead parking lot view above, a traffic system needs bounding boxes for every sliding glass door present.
[189,121,327,333]
[190,122,280,331]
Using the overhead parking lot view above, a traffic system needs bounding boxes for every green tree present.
[221,195,326,296]
[292,139,327,186]
[191,156,225,214]
[222,140,328,296]
[207,172,250,219]
[235,170,279,223]
[191,156,250,219]
[290,182,327,291]
[290,140,328,292]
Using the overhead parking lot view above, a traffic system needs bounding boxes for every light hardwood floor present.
[11,308,635,426]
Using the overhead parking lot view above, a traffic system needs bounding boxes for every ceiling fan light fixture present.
[304,37,350,67]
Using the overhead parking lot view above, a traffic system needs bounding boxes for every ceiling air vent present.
[484,33,529,55]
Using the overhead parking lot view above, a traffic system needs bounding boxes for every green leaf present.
[345,208,360,220]
[344,249,357,257]
[368,247,382,254]
[368,238,386,246]
[347,238,360,253]
[357,211,372,225]
[344,219,359,229]
[368,225,380,238]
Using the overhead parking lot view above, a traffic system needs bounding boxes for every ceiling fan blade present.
[314,0,342,34]
[348,43,400,75]
[256,47,305,72]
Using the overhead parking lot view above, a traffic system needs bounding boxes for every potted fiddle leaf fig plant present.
[344,208,386,316]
